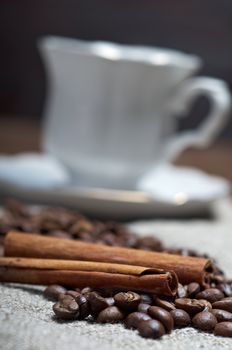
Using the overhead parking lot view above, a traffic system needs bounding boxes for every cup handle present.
[164,77,231,162]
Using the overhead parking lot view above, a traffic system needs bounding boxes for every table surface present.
[1,115,232,349]
[1,198,232,350]
[0,115,232,182]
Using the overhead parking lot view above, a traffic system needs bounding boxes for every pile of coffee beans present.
[0,199,221,263]
[2,199,232,339]
[0,198,163,256]
[44,282,232,339]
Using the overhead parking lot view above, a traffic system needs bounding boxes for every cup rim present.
[38,36,202,71]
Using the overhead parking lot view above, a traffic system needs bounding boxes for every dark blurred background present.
[0,0,232,136]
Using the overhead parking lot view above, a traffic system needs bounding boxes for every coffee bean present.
[211,274,225,285]
[43,285,67,301]
[58,294,74,302]
[218,283,232,297]
[94,288,114,297]
[47,231,71,239]
[212,309,232,323]
[177,283,187,298]
[125,312,151,329]
[213,297,232,312]
[214,322,232,337]
[0,245,4,257]
[38,208,75,231]
[138,303,150,313]
[175,298,205,315]
[137,236,161,250]
[154,297,176,312]
[78,231,95,242]
[97,306,124,323]
[114,292,140,312]
[81,287,93,294]
[192,312,217,332]
[148,306,173,333]
[137,319,165,339]
[140,294,153,305]
[197,299,212,312]
[75,294,90,319]
[53,298,79,320]
[6,198,31,217]
[196,288,224,303]
[187,283,200,297]
[105,297,115,306]
[87,292,111,316]
[170,309,191,328]
[66,290,81,299]
[135,236,163,251]
[70,219,93,236]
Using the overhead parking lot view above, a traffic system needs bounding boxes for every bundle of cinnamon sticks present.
[0,231,213,296]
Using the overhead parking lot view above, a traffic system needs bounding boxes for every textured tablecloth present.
[1,198,232,350]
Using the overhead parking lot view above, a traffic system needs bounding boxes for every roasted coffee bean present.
[192,312,217,332]
[75,294,90,319]
[138,303,150,313]
[140,294,153,305]
[43,285,67,301]
[148,306,173,333]
[175,298,205,315]
[211,274,225,285]
[170,309,191,328]
[211,309,232,323]
[214,322,232,337]
[47,231,71,239]
[99,232,118,246]
[105,297,115,306]
[70,219,93,236]
[154,297,176,312]
[213,297,232,312]
[38,209,75,231]
[97,306,124,323]
[135,236,163,251]
[58,294,74,302]
[218,283,232,297]
[114,292,140,312]
[53,298,79,320]
[88,292,112,315]
[81,287,93,294]
[0,244,4,257]
[66,290,81,299]
[196,288,224,303]
[77,231,94,242]
[14,218,39,233]
[177,283,187,298]
[137,319,165,339]
[125,312,151,329]
[197,299,212,312]
[6,198,31,217]
[94,287,114,297]
[187,283,200,297]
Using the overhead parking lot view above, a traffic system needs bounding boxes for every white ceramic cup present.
[39,37,231,189]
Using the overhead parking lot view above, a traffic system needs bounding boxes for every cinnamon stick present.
[0,257,177,295]
[5,232,213,286]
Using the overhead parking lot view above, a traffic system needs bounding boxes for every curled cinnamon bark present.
[4,232,213,286]
[0,257,177,295]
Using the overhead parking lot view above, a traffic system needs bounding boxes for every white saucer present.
[0,178,230,220]
[0,153,230,219]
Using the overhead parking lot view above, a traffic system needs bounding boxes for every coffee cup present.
[39,37,231,189]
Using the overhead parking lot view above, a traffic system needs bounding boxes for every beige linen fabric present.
[1,198,232,350]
